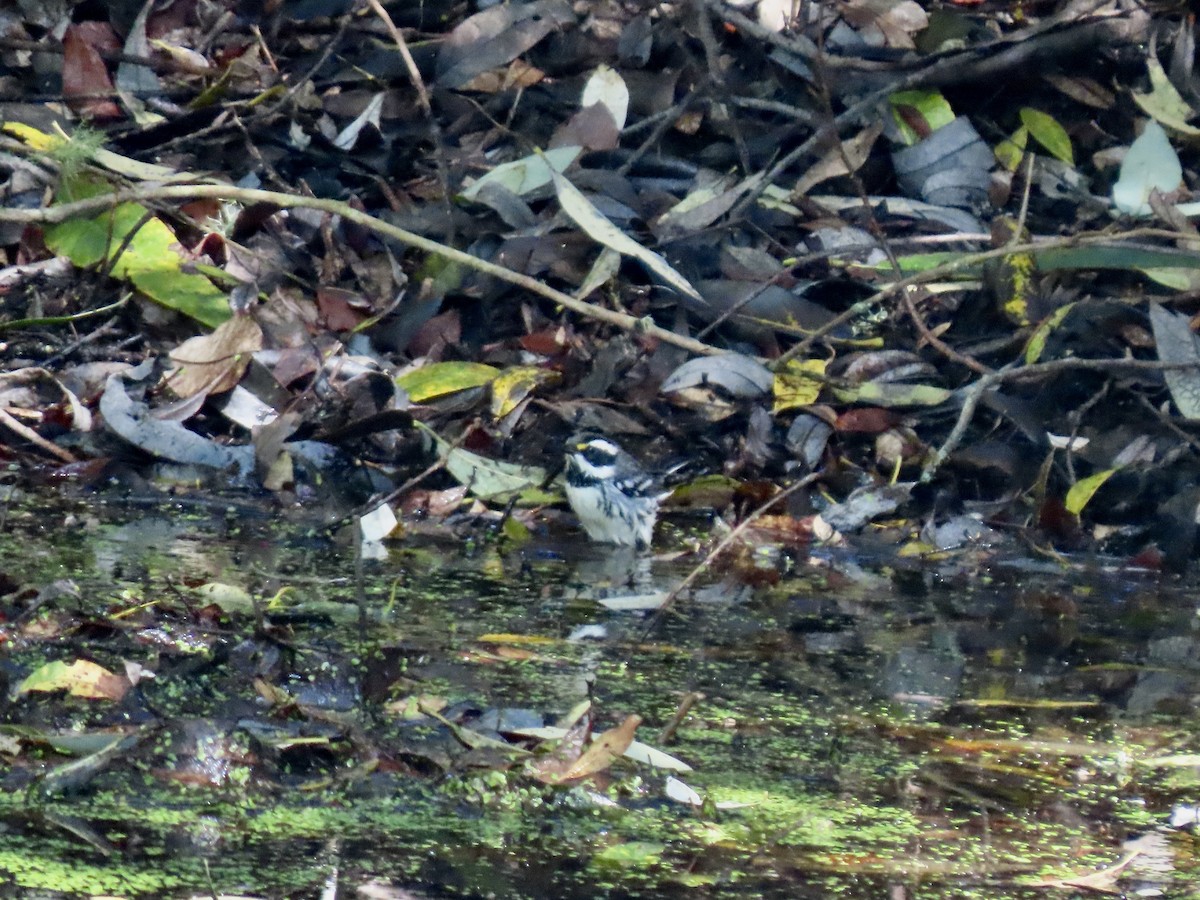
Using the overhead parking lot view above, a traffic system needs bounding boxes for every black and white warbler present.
[564,435,669,549]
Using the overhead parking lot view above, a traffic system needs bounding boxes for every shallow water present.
[1,492,1197,898]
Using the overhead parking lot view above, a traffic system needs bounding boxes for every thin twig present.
[364,0,456,239]
[919,369,1003,482]
[814,44,993,377]
[919,353,1200,482]
[900,285,992,375]
[0,294,129,334]
[0,407,78,463]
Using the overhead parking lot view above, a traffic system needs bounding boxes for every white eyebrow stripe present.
[585,438,621,455]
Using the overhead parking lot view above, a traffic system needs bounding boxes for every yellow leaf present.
[1065,469,1115,516]
[772,359,826,412]
[18,659,128,701]
[995,125,1029,173]
[3,121,65,152]
[396,362,499,403]
[1024,302,1074,364]
[490,365,557,418]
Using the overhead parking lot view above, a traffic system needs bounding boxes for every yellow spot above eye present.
[575,443,589,451]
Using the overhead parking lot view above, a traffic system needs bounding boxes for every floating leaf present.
[623,740,693,772]
[592,841,665,868]
[557,714,642,782]
[822,482,915,532]
[194,581,256,613]
[596,592,668,611]
[665,776,702,806]
[359,503,399,542]
[18,659,128,701]
[444,446,551,502]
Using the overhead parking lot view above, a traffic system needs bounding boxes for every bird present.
[563,435,668,549]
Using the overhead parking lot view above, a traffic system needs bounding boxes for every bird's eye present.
[582,445,614,465]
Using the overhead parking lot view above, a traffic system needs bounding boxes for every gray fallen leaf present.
[891,117,993,210]
[100,362,251,474]
[822,482,914,532]
[459,145,581,202]
[660,353,773,398]
[1150,303,1200,419]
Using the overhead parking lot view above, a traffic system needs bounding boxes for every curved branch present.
[0,182,726,358]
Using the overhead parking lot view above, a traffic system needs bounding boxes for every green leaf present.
[17,659,126,700]
[881,243,1200,281]
[490,365,556,418]
[1020,108,1074,166]
[45,192,230,327]
[1132,55,1200,136]
[995,125,1028,172]
[1141,268,1200,291]
[888,90,955,145]
[862,251,968,275]
[414,421,555,504]
[834,382,952,407]
[1065,469,1115,516]
[592,841,665,868]
[396,362,500,402]
[1024,302,1075,365]
[444,446,553,503]
[193,581,256,613]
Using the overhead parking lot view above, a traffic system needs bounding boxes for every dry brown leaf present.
[167,316,263,399]
[559,714,643,781]
[526,716,592,783]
